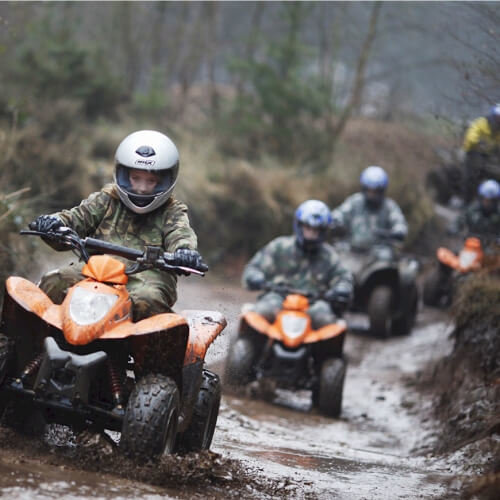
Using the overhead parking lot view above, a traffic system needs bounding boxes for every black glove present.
[375,227,405,242]
[325,282,353,313]
[246,271,265,291]
[173,248,208,272]
[28,215,63,233]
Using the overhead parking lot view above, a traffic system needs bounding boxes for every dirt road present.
[0,277,463,499]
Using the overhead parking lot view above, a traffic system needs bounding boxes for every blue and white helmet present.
[489,103,500,118]
[489,103,500,128]
[360,166,389,190]
[478,179,500,199]
[294,199,332,252]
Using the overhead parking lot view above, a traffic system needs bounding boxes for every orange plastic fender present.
[303,320,347,344]
[242,311,281,340]
[6,277,62,330]
[100,313,188,339]
[181,310,227,365]
[437,247,459,269]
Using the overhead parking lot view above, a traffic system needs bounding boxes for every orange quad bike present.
[224,284,348,418]
[423,237,486,307]
[0,227,226,458]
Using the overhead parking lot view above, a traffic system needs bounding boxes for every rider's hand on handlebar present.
[173,248,208,272]
[246,272,265,291]
[375,227,405,242]
[28,215,64,234]
[325,282,353,314]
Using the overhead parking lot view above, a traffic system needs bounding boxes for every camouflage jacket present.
[51,183,197,305]
[242,235,353,297]
[451,201,500,247]
[331,192,408,249]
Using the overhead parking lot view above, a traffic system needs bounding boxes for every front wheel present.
[368,286,393,338]
[177,369,221,452]
[423,265,449,307]
[317,358,346,418]
[392,285,419,336]
[224,338,257,386]
[120,373,179,458]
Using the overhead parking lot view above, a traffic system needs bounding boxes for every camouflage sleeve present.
[326,253,354,294]
[387,200,408,239]
[242,238,280,288]
[331,195,355,229]
[163,200,198,252]
[52,190,112,238]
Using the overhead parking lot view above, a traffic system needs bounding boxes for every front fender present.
[398,258,419,288]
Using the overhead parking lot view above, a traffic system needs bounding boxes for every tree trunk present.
[328,1,382,160]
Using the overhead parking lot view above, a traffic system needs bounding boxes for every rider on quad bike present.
[424,179,500,307]
[449,179,500,249]
[225,200,354,417]
[0,131,224,457]
[331,166,419,337]
[462,104,500,204]
[33,130,205,320]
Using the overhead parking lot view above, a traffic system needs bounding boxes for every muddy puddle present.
[0,278,467,498]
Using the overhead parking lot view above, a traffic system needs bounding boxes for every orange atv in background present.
[224,284,347,418]
[423,237,495,307]
[0,227,226,458]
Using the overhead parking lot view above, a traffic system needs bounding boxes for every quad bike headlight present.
[69,287,118,325]
[281,314,308,339]
[458,250,478,270]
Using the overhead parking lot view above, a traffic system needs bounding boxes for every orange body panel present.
[242,294,347,349]
[282,294,309,312]
[437,237,483,273]
[6,265,224,363]
[82,255,128,284]
[181,310,227,365]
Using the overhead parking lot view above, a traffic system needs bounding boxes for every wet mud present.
[0,277,484,499]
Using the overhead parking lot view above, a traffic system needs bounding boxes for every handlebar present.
[20,228,206,277]
[261,283,322,301]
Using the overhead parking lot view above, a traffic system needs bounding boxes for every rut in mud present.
[0,278,479,499]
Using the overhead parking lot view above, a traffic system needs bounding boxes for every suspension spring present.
[108,359,123,407]
[21,353,44,380]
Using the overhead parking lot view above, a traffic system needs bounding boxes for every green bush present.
[10,30,125,120]
[219,3,330,163]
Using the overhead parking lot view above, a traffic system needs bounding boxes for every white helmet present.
[114,130,179,214]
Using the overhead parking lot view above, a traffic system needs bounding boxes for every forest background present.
[0,1,498,285]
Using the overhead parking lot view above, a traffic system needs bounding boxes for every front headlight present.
[281,314,308,339]
[459,250,478,269]
[69,287,118,325]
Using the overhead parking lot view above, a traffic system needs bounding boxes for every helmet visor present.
[116,164,178,206]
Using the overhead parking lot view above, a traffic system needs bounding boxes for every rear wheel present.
[368,286,393,338]
[317,358,346,418]
[224,338,257,386]
[120,373,179,458]
[177,369,221,452]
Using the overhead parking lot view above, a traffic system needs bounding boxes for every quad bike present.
[423,236,500,307]
[224,284,348,418]
[0,226,226,458]
[334,237,419,338]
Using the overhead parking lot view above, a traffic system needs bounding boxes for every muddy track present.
[0,278,465,499]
